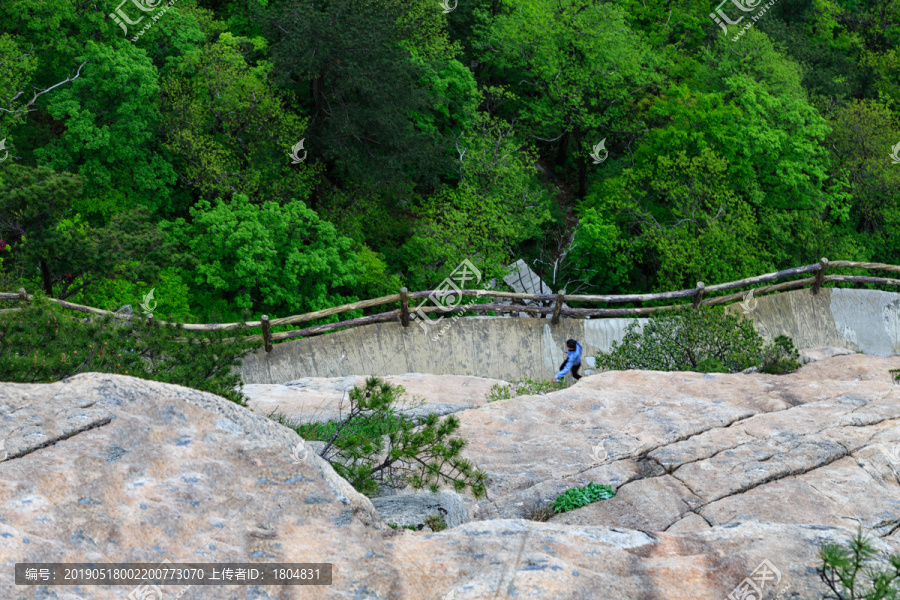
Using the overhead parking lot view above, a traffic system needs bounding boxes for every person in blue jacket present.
[554,339,583,382]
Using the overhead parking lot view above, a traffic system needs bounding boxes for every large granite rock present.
[458,353,900,537]
[0,374,386,600]
[2,354,900,599]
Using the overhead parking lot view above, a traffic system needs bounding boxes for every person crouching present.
[554,339,583,382]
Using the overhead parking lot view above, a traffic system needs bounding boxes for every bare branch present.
[0,62,87,115]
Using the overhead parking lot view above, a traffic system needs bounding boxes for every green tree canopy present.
[263,0,451,197]
[33,42,177,218]
[160,32,317,207]
[0,164,168,299]
[162,194,362,320]
[478,0,663,196]
[578,29,855,291]
[403,113,554,285]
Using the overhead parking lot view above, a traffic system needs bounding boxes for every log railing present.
[3,258,900,351]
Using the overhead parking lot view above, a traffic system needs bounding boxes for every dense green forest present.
[1,0,898,324]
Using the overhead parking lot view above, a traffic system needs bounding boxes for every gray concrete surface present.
[729,287,900,356]
[240,288,900,384]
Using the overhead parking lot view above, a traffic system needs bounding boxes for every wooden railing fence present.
[2,258,900,352]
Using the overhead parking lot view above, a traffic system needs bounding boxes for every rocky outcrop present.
[3,354,900,599]
[457,353,900,539]
[242,373,509,424]
[0,374,387,599]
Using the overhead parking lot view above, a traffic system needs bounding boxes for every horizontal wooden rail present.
[562,287,697,303]
[0,293,129,317]
[561,261,824,302]
[827,261,900,273]
[5,258,900,349]
[702,277,816,306]
[824,275,900,287]
[230,303,557,344]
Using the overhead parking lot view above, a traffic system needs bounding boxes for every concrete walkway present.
[239,288,900,384]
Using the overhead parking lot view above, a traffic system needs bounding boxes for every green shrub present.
[487,377,566,402]
[0,294,251,405]
[890,369,900,384]
[818,528,900,599]
[275,377,487,499]
[552,482,615,514]
[760,335,801,374]
[423,514,447,532]
[695,357,728,373]
[387,523,419,531]
[595,306,799,374]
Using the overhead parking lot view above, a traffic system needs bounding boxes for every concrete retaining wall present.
[239,288,900,384]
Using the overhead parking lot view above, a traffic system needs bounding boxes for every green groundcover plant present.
[760,334,802,375]
[487,377,567,402]
[595,306,801,374]
[0,293,252,405]
[387,523,419,531]
[274,377,487,498]
[552,483,615,514]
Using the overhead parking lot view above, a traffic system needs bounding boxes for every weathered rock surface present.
[371,490,469,530]
[0,374,385,599]
[242,373,508,424]
[460,353,900,539]
[2,355,900,599]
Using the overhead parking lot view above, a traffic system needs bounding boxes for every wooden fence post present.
[261,315,273,353]
[812,257,828,295]
[18,288,27,303]
[693,282,705,309]
[400,287,410,327]
[551,289,565,325]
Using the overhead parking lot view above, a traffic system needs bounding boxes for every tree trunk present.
[310,182,320,211]
[307,72,328,211]
[39,260,53,298]
[311,74,324,123]
[555,131,570,170]
[573,126,587,199]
